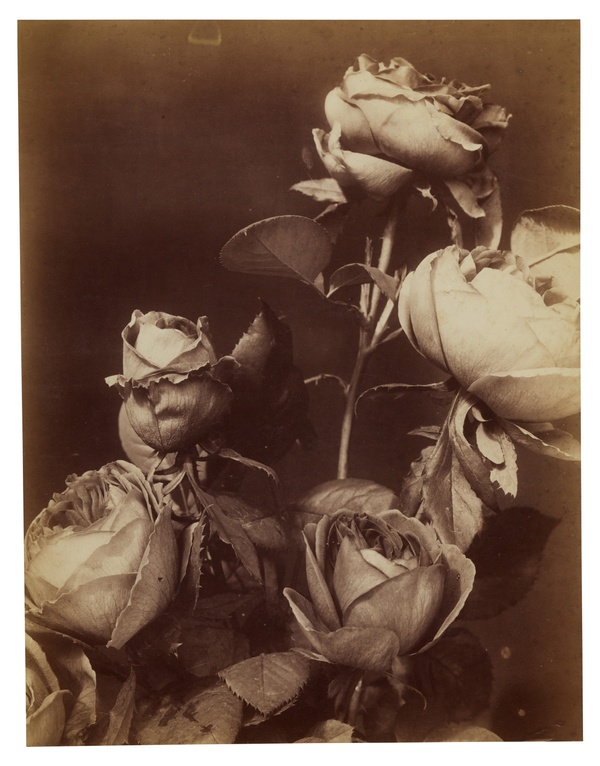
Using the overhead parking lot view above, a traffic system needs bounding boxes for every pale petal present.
[27,690,70,746]
[332,535,388,614]
[344,564,446,655]
[304,533,342,631]
[469,368,580,422]
[135,322,197,369]
[324,88,379,155]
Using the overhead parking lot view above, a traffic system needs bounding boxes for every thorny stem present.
[336,203,399,479]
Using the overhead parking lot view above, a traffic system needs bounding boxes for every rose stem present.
[346,674,365,728]
[336,203,399,479]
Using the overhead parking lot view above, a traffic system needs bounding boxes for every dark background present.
[19,20,581,740]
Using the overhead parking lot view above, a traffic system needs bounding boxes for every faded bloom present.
[284,509,474,672]
[106,310,236,453]
[25,461,179,649]
[314,54,509,199]
[398,245,580,422]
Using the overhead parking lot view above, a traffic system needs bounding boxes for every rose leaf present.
[296,719,355,743]
[93,670,136,745]
[411,627,493,722]
[356,381,454,410]
[132,678,243,745]
[178,625,249,678]
[327,263,399,301]
[499,419,581,462]
[219,651,312,717]
[205,501,263,583]
[220,215,332,291]
[460,506,559,619]
[214,492,288,552]
[510,205,580,299]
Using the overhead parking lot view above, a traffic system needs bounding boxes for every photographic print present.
[19,19,581,745]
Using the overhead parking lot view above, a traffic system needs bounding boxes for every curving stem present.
[336,203,399,479]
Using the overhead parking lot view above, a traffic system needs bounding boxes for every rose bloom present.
[398,245,580,422]
[106,310,236,453]
[284,510,474,672]
[25,461,179,649]
[314,54,509,199]
[25,624,96,746]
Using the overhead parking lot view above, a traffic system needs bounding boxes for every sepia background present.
[19,19,581,740]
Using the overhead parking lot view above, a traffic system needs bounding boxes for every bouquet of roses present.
[24,50,580,746]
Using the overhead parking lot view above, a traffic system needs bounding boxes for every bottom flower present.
[284,509,475,671]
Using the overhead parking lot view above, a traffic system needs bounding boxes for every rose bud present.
[25,461,179,649]
[398,245,580,422]
[25,622,96,746]
[315,53,509,197]
[284,509,474,672]
[106,310,237,453]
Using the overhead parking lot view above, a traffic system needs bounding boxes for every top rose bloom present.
[314,54,509,198]
[107,310,236,453]
[398,245,580,422]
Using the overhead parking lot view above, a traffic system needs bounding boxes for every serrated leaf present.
[327,263,399,301]
[499,419,581,461]
[205,500,263,582]
[215,493,287,551]
[217,447,279,483]
[290,178,348,204]
[475,420,518,498]
[133,679,243,745]
[314,202,351,245]
[461,507,559,619]
[399,445,434,517]
[220,215,332,291]
[356,381,454,410]
[179,518,206,607]
[510,205,580,299]
[219,652,312,716]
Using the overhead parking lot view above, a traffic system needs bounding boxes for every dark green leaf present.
[220,215,332,290]
[179,625,249,678]
[413,627,493,722]
[327,263,398,301]
[510,205,580,299]
[133,679,243,745]
[219,652,312,716]
[461,507,560,619]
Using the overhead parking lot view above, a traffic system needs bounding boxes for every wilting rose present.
[25,623,96,746]
[284,510,474,672]
[314,54,509,198]
[106,310,236,453]
[25,461,179,649]
[398,245,580,422]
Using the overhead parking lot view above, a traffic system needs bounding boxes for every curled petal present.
[324,87,379,155]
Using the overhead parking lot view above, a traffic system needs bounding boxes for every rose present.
[25,622,96,746]
[398,245,580,422]
[284,509,474,672]
[106,310,236,453]
[314,54,509,199]
[25,460,179,649]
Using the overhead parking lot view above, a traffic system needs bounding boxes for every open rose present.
[314,54,509,199]
[106,310,236,453]
[398,245,580,422]
[25,461,179,649]
[284,510,474,672]
[25,622,96,746]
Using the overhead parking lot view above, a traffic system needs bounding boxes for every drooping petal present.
[469,368,580,422]
[343,564,446,655]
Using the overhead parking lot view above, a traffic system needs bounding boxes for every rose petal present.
[344,564,446,655]
[284,588,400,672]
[420,544,476,653]
[108,505,179,649]
[27,689,70,746]
[324,88,379,155]
[469,368,580,422]
[60,517,151,592]
[33,573,137,644]
[332,535,389,614]
[303,533,342,631]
